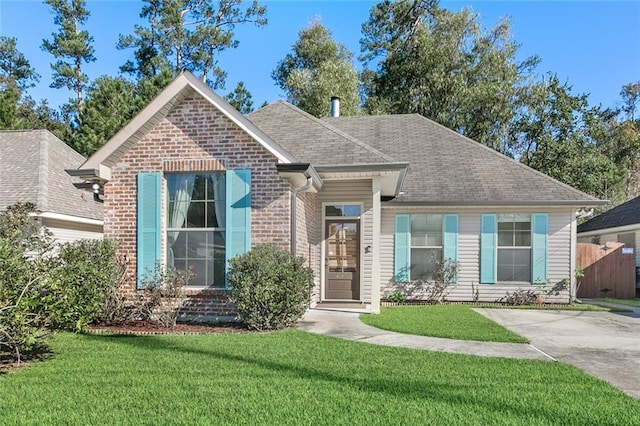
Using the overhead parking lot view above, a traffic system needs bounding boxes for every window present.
[618,232,635,247]
[395,213,457,283]
[410,214,443,281]
[166,173,226,287]
[325,204,361,217]
[497,214,531,282]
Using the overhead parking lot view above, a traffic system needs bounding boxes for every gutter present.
[33,212,104,227]
[290,177,313,255]
[382,199,608,207]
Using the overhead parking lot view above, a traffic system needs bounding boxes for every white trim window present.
[166,173,226,287]
[497,214,531,282]
[410,214,443,281]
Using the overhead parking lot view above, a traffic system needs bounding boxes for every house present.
[69,71,603,319]
[577,195,640,292]
[0,129,103,243]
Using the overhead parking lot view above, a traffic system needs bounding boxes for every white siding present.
[42,218,103,244]
[319,180,373,302]
[380,208,574,303]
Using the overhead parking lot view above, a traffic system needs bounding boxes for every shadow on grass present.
[77,331,625,424]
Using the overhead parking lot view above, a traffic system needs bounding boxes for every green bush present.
[46,239,124,331]
[228,244,314,331]
[138,265,192,328]
[0,203,54,364]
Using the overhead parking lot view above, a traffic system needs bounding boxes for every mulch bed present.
[86,320,250,336]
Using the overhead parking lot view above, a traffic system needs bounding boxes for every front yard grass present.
[1,331,638,425]
[597,297,640,307]
[360,305,529,343]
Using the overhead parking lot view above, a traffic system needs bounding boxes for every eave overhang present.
[276,163,323,192]
[313,162,409,198]
[383,199,608,207]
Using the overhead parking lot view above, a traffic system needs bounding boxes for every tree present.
[41,0,95,116]
[118,0,267,89]
[360,0,539,151]
[0,37,40,90]
[621,81,640,121]
[71,76,142,156]
[0,37,68,138]
[224,81,254,114]
[510,74,623,200]
[273,22,360,117]
[597,81,640,201]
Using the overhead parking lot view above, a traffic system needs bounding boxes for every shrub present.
[387,291,406,304]
[497,288,539,305]
[228,244,314,331]
[389,257,458,304]
[137,265,192,328]
[0,203,54,364]
[46,239,124,331]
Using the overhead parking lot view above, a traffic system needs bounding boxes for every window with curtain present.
[166,173,226,287]
[497,214,531,282]
[410,214,443,281]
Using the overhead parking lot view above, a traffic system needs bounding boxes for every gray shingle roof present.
[577,195,640,233]
[0,130,103,220]
[323,114,601,205]
[247,101,393,165]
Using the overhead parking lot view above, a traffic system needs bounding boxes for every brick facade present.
[105,95,292,318]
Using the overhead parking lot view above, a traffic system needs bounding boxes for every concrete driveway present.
[475,308,640,399]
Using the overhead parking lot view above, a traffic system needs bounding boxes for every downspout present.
[290,177,313,255]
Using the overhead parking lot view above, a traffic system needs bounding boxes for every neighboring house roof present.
[322,114,602,206]
[0,130,103,221]
[247,101,393,165]
[577,195,640,233]
[77,71,296,181]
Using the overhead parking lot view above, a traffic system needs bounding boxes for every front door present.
[325,220,360,300]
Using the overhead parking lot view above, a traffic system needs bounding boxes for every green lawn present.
[598,297,640,307]
[360,305,529,343]
[0,331,638,425]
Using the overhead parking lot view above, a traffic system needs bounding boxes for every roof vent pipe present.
[330,96,340,117]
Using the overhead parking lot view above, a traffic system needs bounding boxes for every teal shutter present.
[480,214,497,284]
[225,169,251,285]
[532,213,548,284]
[394,214,410,283]
[443,214,459,283]
[137,172,161,289]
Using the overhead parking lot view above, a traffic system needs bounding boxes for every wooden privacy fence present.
[577,242,636,299]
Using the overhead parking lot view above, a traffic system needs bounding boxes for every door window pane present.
[325,204,361,217]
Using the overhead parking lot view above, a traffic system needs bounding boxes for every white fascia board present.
[37,212,104,226]
[577,223,640,237]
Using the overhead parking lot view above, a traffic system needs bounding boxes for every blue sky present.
[1,0,639,111]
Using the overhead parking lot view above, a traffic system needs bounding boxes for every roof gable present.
[80,71,295,179]
[577,195,640,233]
[0,130,103,220]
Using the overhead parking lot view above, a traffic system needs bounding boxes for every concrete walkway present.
[297,308,553,361]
